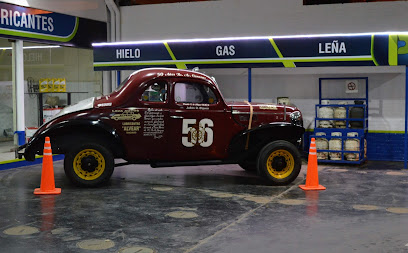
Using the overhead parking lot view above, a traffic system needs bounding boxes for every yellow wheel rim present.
[266,149,294,179]
[73,149,105,181]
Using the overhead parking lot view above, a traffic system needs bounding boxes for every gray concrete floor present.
[0,161,407,253]
[0,140,16,162]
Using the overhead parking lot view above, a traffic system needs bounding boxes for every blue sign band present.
[93,34,408,70]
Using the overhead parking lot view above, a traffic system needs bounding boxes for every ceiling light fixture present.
[93,31,408,47]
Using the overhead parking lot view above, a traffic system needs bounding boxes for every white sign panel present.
[345,80,359,94]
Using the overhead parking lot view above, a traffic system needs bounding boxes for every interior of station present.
[1,1,408,252]
[0,38,102,162]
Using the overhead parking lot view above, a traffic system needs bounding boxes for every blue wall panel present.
[366,133,405,161]
[304,132,405,162]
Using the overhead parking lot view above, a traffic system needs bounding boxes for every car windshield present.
[115,77,129,92]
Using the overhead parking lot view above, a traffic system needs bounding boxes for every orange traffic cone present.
[34,137,61,195]
[299,138,326,191]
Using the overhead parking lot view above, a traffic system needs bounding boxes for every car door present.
[117,79,170,160]
[167,79,234,161]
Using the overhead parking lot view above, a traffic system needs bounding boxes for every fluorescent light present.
[0,45,61,50]
[23,46,61,49]
[93,31,408,47]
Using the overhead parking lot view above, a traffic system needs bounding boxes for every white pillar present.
[105,0,120,92]
[111,71,117,91]
[12,40,25,145]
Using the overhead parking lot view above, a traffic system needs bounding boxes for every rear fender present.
[228,123,305,161]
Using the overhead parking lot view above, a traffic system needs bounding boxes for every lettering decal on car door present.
[182,118,214,147]
[143,108,165,139]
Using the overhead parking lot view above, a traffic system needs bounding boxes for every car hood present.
[226,101,301,127]
[52,97,95,120]
[226,101,298,113]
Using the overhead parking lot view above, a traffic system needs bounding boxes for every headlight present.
[290,111,301,120]
[290,111,303,126]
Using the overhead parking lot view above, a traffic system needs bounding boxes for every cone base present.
[299,184,326,191]
[34,188,61,195]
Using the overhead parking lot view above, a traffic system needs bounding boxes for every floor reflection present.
[305,191,320,217]
[40,195,56,232]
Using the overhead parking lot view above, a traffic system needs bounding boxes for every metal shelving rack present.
[310,77,368,164]
[26,92,88,126]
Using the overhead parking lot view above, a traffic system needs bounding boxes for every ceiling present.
[118,0,213,6]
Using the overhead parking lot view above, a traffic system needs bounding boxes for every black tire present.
[239,161,257,172]
[257,140,301,185]
[64,142,114,187]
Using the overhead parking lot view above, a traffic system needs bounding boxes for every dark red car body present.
[20,68,304,186]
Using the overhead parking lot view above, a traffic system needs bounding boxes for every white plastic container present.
[318,106,334,128]
[345,132,360,161]
[277,97,290,105]
[334,103,347,128]
[315,132,329,160]
[329,132,342,160]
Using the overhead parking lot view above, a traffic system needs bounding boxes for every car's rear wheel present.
[64,143,114,187]
[257,140,301,185]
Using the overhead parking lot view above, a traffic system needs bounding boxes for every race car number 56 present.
[182,118,214,147]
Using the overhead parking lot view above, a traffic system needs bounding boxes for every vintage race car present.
[19,68,305,187]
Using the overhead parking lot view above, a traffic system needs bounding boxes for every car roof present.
[129,68,217,86]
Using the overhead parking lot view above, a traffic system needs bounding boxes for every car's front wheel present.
[239,161,257,172]
[64,143,114,187]
[257,140,301,185]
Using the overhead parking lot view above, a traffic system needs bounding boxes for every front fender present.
[22,120,124,161]
[228,123,305,160]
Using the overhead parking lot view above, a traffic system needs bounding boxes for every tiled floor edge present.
[0,155,64,171]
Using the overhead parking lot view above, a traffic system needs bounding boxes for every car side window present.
[174,82,218,104]
[141,81,168,102]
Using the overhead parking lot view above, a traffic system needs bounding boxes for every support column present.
[12,40,25,145]
[111,71,116,91]
[117,70,121,87]
[102,71,111,95]
[405,66,408,169]
[248,68,252,102]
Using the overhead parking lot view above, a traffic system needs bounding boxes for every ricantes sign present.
[0,2,106,48]
[0,2,77,42]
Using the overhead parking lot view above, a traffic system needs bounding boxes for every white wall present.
[121,0,408,40]
[203,66,406,132]
[1,0,107,22]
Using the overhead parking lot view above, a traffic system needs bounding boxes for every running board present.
[151,160,225,168]
[114,161,132,167]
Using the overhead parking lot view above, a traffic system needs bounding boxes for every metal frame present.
[405,67,408,169]
[313,77,369,164]
[246,73,408,168]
